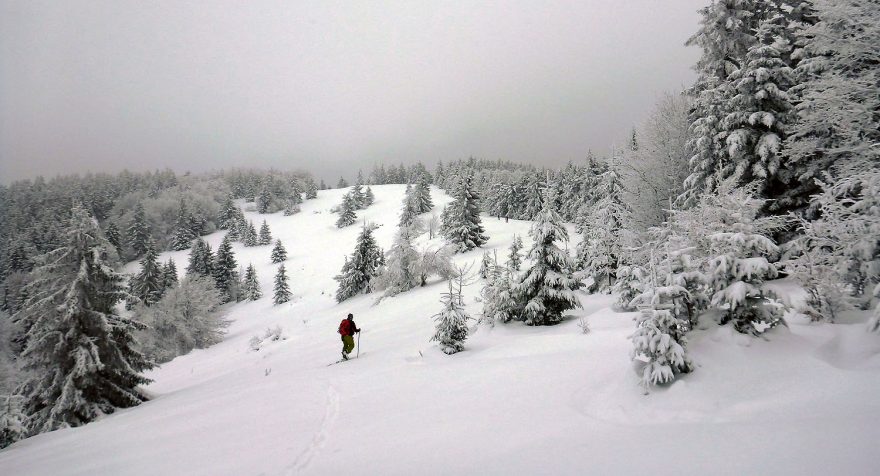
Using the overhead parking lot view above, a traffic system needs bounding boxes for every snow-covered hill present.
[1,185,878,475]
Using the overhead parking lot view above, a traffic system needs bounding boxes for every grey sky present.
[0,0,705,183]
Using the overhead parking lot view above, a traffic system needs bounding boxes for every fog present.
[0,0,704,183]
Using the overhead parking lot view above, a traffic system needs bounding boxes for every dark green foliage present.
[271,239,287,263]
[213,235,238,303]
[273,264,291,304]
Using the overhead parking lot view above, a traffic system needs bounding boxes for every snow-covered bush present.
[613,261,648,312]
[481,266,519,325]
[135,275,229,363]
[249,326,286,352]
[630,304,693,391]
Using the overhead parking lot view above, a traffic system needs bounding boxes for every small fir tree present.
[186,238,214,278]
[273,264,291,304]
[170,199,196,251]
[363,186,375,206]
[243,263,262,301]
[479,251,492,279]
[243,221,258,247]
[508,235,523,271]
[213,235,238,303]
[0,395,26,449]
[630,292,694,391]
[132,238,164,306]
[217,195,239,230]
[162,258,179,290]
[336,194,357,228]
[441,174,488,252]
[257,186,272,214]
[258,220,272,245]
[431,282,470,355]
[334,224,384,302]
[104,221,122,257]
[270,239,287,263]
[413,174,434,213]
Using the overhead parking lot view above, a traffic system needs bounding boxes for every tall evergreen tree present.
[513,193,582,325]
[217,195,239,230]
[14,205,153,434]
[335,224,384,302]
[213,235,238,303]
[270,239,287,263]
[577,160,630,292]
[258,220,272,245]
[441,174,488,252]
[273,264,291,304]
[127,203,150,258]
[243,263,262,301]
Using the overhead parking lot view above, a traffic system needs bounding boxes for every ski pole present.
[357,331,361,358]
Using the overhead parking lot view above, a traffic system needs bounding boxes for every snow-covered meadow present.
[1,185,878,475]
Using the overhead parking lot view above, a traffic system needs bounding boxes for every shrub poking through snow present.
[249,326,286,352]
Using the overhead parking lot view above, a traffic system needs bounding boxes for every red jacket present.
[338,319,359,336]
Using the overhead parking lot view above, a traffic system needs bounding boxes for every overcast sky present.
[0,0,705,184]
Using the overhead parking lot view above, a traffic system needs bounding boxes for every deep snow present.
[1,185,878,475]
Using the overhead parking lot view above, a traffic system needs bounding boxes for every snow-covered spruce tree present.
[479,251,492,279]
[257,186,271,214]
[271,239,287,263]
[0,394,25,449]
[481,262,520,325]
[398,187,418,228]
[162,258,178,290]
[613,259,648,312]
[375,227,420,298]
[127,203,150,258]
[681,0,767,206]
[630,292,694,391]
[104,221,123,258]
[441,173,488,252]
[131,239,164,306]
[273,263,291,305]
[508,235,523,271]
[304,177,318,199]
[577,159,630,293]
[722,12,797,207]
[170,199,196,251]
[513,193,582,325]
[413,175,433,213]
[334,223,383,302]
[350,182,366,210]
[703,184,787,335]
[337,177,348,188]
[213,235,238,303]
[258,220,272,245]
[363,186,375,206]
[431,282,470,355]
[217,195,239,230]
[242,220,258,247]
[336,193,357,228]
[186,238,214,278]
[243,263,262,301]
[784,0,879,217]
[14,205,153,434]
[134,275,228,364]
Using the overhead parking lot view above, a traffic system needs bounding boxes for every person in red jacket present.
[338,313,360,360]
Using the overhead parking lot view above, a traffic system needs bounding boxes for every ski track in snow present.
[288,385,340,474]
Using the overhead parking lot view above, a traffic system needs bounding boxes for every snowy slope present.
[1,185,878,475]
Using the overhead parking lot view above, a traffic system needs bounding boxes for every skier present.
[338,313,361,360]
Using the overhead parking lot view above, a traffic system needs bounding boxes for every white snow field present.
[1,185,878,475]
